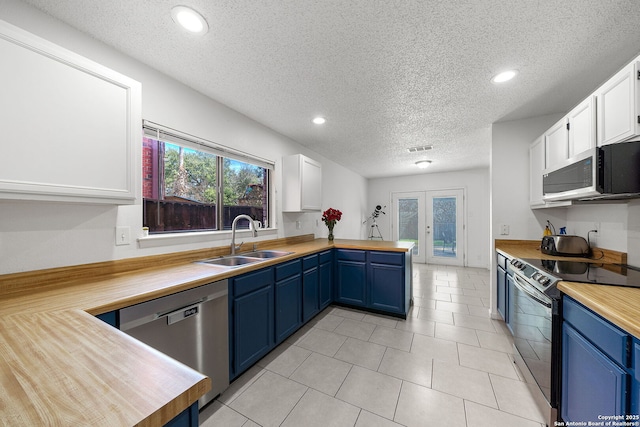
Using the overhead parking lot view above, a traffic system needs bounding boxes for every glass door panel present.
[392,192,425,263]
[426,189,464,266]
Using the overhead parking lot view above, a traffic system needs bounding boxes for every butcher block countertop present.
[495,239,640,338]
[0,236,412,426]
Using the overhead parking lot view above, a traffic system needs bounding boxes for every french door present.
[392,189,464,266]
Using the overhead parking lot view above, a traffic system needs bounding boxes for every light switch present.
[115,226,131,246]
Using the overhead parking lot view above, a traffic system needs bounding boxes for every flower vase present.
[327,224,334,241]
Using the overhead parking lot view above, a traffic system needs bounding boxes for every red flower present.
[322,208,342,225]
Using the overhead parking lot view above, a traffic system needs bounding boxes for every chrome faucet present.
[230,214,258,255]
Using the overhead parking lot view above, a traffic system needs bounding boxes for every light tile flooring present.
[200,263,546,427]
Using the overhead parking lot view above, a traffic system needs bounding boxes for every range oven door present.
[510,273,555,402]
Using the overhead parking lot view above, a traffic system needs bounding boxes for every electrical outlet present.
[296,221,301,230]
[592,222,600,232]
[500,224,510,235]
[115,226,131,246]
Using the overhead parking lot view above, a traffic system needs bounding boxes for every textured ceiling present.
[19,0,640,178]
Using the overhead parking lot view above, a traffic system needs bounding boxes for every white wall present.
[491,114,565,243]
[0,0,367,274]
[629,200,640,267]
[563,204,628,252]
[367,168,490,269]
[490,113,563,317]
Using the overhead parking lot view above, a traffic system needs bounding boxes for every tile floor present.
[200,263,547,427]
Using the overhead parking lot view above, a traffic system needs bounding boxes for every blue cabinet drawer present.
[233,268,273,297]
[319,250,333,264]
[564,296,629,367]
[303,254,319,270]
[337,249,366,262]
[369,251,403,266]
[275,259,301,281]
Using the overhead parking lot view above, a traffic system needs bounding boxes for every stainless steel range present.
[507,258,562,426]
[506,257,640,426]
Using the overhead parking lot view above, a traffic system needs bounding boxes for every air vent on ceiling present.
[407,145,433,153]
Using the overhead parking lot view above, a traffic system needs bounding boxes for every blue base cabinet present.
[230,268,274,380]
[505,273,515,335]
[632,340,640,415]
[496,253,508,322]
[334,249,409,318]
[319,250,333,309]
[335,249,367,307]
[275,259,302,344]
[562,296,631,422]
[302,254,320,322]
[562,323,627,421]
[164,402,198,427]
[229,247,410,381]
[369,252,405,315]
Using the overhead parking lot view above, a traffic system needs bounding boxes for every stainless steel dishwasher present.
[120,279,229,408]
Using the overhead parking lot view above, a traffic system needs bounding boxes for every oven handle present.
[512,274,552,308]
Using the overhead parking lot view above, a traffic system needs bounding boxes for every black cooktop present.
[522,258,640,289]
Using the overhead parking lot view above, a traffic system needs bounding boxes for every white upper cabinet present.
[544,117,569,169]
[567,96,596,157]
[529,136,545,207]
[282,154,322,212]
[544,96,596,170]
[596,61,640,147]
[0,21,141,204]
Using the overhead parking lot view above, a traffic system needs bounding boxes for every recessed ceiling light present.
[415,160,432,168]
[312,117,326,125]
[492,70,518,83]
[171,6,209,34]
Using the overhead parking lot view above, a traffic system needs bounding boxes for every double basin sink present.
[195,250,292,269]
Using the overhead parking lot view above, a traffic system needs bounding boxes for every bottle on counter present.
[543,226,552,236]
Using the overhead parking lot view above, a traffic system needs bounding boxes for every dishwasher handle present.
[120,285,228,332]
[166,301,202,325]
[156,287,227,326]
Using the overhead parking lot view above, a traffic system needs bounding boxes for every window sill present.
[137,228,278,249]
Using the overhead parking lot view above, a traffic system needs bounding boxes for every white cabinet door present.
[282,154,322,212]
[0,20,141,204]
[545,118,569,169]
[568,96,596,157]
[596,61,640,147]
[529,136,545,207]
[300,156,322,211]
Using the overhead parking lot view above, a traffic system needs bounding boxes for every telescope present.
[363,205,386,239]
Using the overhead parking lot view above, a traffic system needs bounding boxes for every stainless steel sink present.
[239,250,292,259]
[195,250,291,268]
[196,256,263,268]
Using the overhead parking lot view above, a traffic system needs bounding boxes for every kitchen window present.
[142,121,272,234]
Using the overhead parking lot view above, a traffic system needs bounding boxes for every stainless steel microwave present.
[542,141,640,201]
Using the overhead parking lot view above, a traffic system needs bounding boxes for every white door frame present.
[391,188,466,266]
